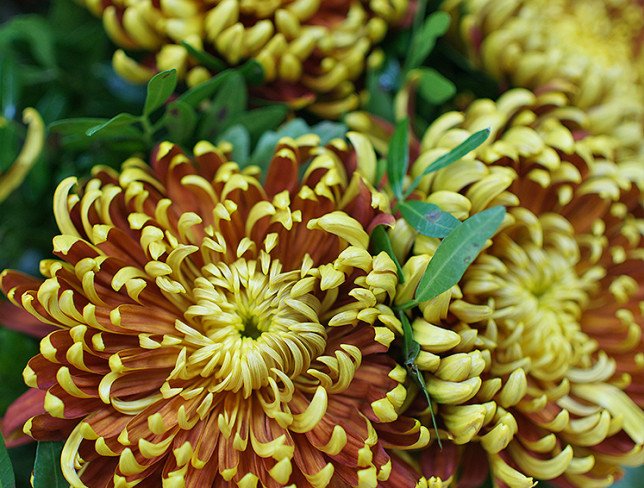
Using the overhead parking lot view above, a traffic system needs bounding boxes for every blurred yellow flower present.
[444,0,644,161]
[379,87,643,487]
[80,0,410,117]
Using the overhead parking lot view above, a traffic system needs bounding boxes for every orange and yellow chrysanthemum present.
[361,87,643,487]
[1,135,430,486]
[80,0,411,117]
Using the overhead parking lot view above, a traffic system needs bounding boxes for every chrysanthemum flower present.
[383,88,643,487]
[0,135,430,486]
[79,0,410,117]
[443,0,644,160]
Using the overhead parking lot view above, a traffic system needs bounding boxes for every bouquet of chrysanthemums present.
[0,0,642,487]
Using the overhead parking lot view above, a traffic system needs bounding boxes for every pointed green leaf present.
[412,206,506,305]
[405,128,490,198]
[86,113,140,137]
[417,67,456,105]
[387,118,409,201]
[0,434,15,488]
[143,69,177,116]
[399,201,461,238]
[33,442,65,488]
[406,11,450,70]
[370,225,404,282]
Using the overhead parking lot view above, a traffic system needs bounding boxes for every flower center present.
[240,314,263,340]
[466,214,600,382]
[175,256,328,398]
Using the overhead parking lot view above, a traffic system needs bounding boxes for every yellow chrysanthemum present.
[444,0,644,160]
[371,87,643,487]
[0,135,430,486]
[80,0,410,117]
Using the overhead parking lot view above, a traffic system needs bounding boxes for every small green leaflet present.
[143,69,177,116]
[417,67,456,105]
[32,442,65,488]
[386,118,409,201]
[407,206,506,307]
[399,201,461,238]
[85,112,139,137]
[399,310,441,448]
[370,225,404,282]
[406,11,451,71]
[404,128,490,199]
[0,434,14,488]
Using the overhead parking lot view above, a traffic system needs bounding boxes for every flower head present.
[81,0,410,117]
[444,0,644,159]
[1,135,429,486]
[388,88,644,487]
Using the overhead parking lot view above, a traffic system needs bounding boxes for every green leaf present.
[33,442,65,488]
[227,105,288,143]
[238,60,265,86]
[180,41,227,72]
[177,71,232,108]
[417,67,456,105]
[406,11,451,70]
[410,206,506,306]
[398,311,441,448]
[50,119,144,150]
[163,99,197,145]
[198,71,247,140]
[86,113,140,137]
[0,434,15,488]
[217,125,250,164]
[143,69,177,116]
[387,118,409,201]
[399,201,461,238]
[404,128,490,198]
[370,225,404,282]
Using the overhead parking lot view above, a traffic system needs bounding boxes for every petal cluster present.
[444,0,644,160]
[81,0,410,117]
[389,88,644,487]
[1,136,429,486]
